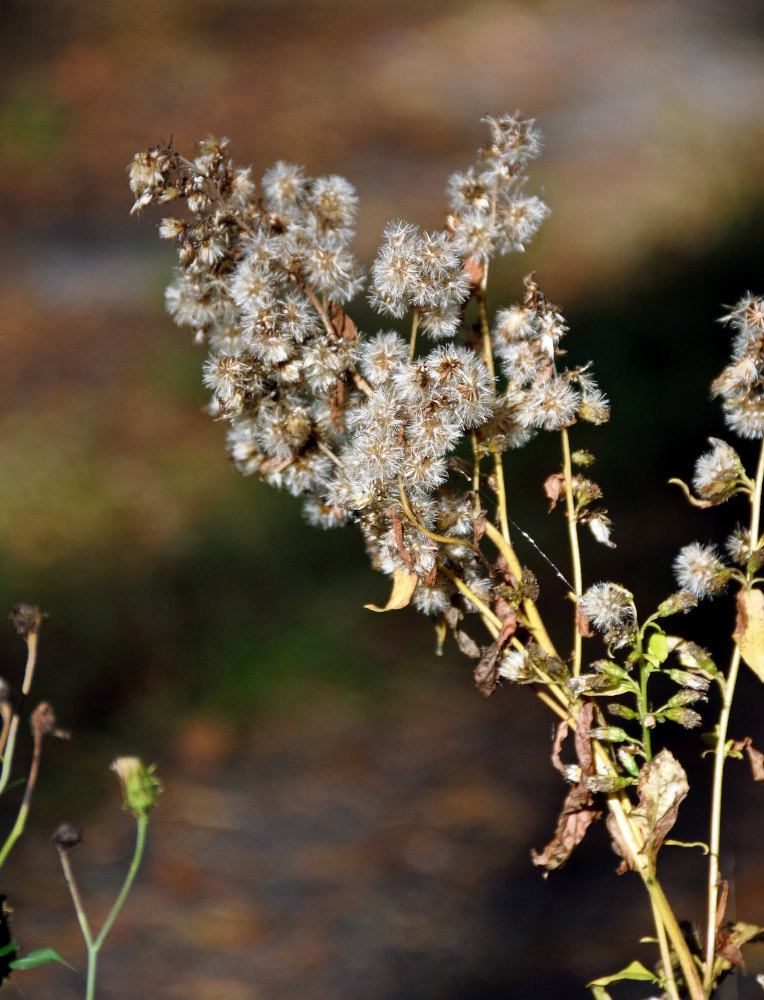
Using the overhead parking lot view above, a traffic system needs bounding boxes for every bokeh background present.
[0,0,762,996]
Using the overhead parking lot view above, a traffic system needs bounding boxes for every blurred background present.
[0,0,762,996]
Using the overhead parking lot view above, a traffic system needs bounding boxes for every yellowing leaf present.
[733,588,764,682]
[364,567,418,612]
[588,960,658,990]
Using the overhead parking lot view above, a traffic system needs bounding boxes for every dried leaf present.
[574,702,596,779]
[473,510,487,545]
[443,606,481,659]
[531,704,601,870]
[391,514,414,571]
[424,560,438,588]
[610,749,689,872]
[543,472,566,510]
[733,588,764,681]
[330,304,356,341]
[455,630,482,659]
[531,784,601,871]
[364,567,418,612]
[731,736,764,782]
[463,254,483,286]
[474,644,501,697]
[473,612,519,696]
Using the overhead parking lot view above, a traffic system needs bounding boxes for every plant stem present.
[560,427,583,675]
[0,723,45,869]
[93,814,148,954]
[408,309,420,359]
[0,630,39,798]
[482,520,557,658]
[649,889,682,1000]
[702,436,764,992]
[57,814,148,1000]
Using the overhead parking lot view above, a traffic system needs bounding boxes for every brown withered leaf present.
[574,702,596,779]
[733,588,764,682]
[473,612,519,696]
[543,473,566,510]
[715,919,764,975]
[609,749,688,873]
[731,736,764,782]
[531,785,601,871]
[463,254,483,286]
[550,719,569,777]
[473,510,487,545]
[391,513,414,571]
[443,606,481,659]
[330,304,356,341]
[492,596,516,626]
[576,604,595,637]
[493,554,518,588]
[474,643,501,697]
[531,704,601,871]
[364,567,418,612]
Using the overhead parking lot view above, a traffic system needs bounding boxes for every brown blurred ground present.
[0,1,763,997]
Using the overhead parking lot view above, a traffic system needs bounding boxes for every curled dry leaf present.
[733,588,764,682]
[472,510,487,546]
[731,736,764,782]
[543,472,566,511]
[473,613,519,696]
[364,566,418,612]
[531,703,602,871]
[390,512,414,571]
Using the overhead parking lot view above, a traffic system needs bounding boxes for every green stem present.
[93,814,148,954]
[0,713,46,870]
[702,436,764,992]
[58,814,148,1000]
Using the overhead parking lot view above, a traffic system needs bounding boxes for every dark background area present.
[0,0,762,996]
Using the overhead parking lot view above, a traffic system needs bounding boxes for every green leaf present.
[10,947,75,971]
[0,940,16,959]
[588,959,659,989]
[647,630,669,665]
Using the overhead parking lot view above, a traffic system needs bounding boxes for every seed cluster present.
[130,115,613,656]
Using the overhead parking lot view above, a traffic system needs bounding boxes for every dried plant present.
[130,114,763,999]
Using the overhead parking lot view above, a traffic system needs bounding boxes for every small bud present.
[664,707,703,729]
[111,757,162,819]
[9,603,46,637]
[52,822,83,852]
[584,773,633,794]
[655,590,699,617]
[589,726,630,743]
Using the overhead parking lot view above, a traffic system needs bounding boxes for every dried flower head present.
[673,542,731,599]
